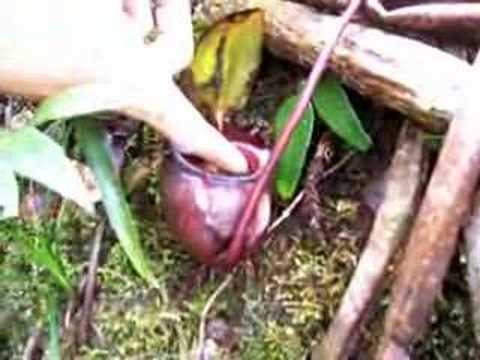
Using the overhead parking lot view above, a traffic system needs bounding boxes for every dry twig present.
[195,274,234,359]
[78,221,105,345]
[266,190,304,235]
[22,326,43,360]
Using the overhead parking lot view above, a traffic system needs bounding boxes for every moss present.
[413,259,478,359]
[76,227,214,359]
[2,197,479,359]
[0,217,83,359]
[240,320,304,359]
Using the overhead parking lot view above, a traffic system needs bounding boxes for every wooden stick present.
[78,221,105,345]
[376,50,480,359]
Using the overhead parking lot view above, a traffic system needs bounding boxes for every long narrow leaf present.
[25,238,72,292]
[274,96,314,201]
[312,73,372,151]
[46,295,61,360]
[33,84,127,126]
[76,118,155,284]
[0,127,94,213]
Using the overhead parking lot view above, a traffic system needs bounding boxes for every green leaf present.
[32,83,178,142]
[0,127,94,213]
[76,118,156,285]
[312,73,372,151]
[0,166,18,219]
[218,11,264,115]
[274,96,314,201]
[33,83,128,126]
[24,237,71,292]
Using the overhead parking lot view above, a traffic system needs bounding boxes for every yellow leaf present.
[191,23,228,86]
[219,11,264,115]
[186,10,264,127]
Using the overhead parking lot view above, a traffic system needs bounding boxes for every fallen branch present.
[313,122,426,360]
[376,51,480,359]
[299,0,480,37]
[197,0,473,132]
[78,221,105,345]
[364,0,480,35]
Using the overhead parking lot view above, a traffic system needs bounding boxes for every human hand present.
[0,0,248,173]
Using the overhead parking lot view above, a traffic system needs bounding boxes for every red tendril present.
[221,0,364,268]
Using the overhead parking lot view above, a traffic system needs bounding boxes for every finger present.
[122,0,154,34]
[32,78,248,173]
[148,0,194,75]
[163,84,249,173]
[123,80,248,174]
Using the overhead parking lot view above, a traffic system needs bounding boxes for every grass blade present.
[0,127,94,213]
[46,294,61,360]
[76,118,155,284]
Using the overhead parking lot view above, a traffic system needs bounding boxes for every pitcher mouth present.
[172,142,268,184]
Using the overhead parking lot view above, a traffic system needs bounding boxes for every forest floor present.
[0,22,478,360]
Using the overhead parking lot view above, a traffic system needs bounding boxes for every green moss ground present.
[1,184,477,359]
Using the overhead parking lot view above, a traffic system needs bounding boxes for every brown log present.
[313,122,426,360]
[298,0,480,9]
[197,0,473,132]
[365,1,480,36]
[376,51,480,359]
[296,0,480,39]
[295,0,348,10]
